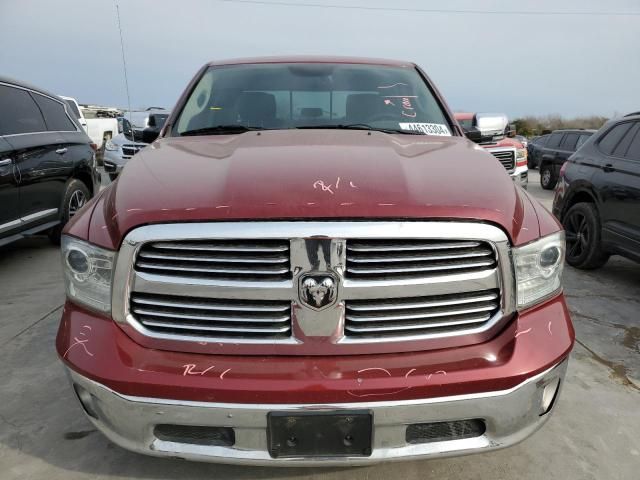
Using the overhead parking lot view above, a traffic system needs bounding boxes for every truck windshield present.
[174,63,452,136]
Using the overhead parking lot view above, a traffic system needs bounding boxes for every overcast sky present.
[1,0,639,118]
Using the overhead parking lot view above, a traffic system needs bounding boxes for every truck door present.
[593,121,640,252]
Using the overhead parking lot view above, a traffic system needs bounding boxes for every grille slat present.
[135,240,291,281]
[150,241,289,253]
[346,239,497,280]
[132,296,290,312]
[345,289,500,338]
[490,150,515,171]
[347,247,494,263]
[136,261,290,275]
[347,240,481,252]
[345,314,491,333]
[141,319,291,334]
[347,291,499,311]
[132,308,291,324]
[130,293,292,339]
[138,251,289,264]
[346,302,498,322]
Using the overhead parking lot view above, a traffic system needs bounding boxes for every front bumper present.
[103,149,127,174]
[510,165,528,188]
[67,359,567,465]
[58,294,573,464]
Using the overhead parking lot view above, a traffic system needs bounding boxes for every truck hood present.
[88,130,541,248]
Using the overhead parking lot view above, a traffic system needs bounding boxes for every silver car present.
[103,111,169,180]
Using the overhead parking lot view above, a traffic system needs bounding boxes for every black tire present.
[540,163,557,190]
[527,154,536,169]
[562,202,609,269]
[49,179,91,245]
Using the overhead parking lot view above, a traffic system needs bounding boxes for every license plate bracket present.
[267,411,372,458]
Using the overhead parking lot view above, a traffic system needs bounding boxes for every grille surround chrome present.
[112,222,515,355]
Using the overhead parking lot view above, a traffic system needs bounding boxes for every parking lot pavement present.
[1,172,638,480]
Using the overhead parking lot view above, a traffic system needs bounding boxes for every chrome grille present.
[346,239,497,280]
[135,239,291,281]
[114,222,512,354]
[130,293,292,338]
[490,150,515,171]
[122,144,145,158]
[345,290,500,338]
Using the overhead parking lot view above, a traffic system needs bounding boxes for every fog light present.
[154,425,235,447]
[540,378,560,415]
[73,384,99,419]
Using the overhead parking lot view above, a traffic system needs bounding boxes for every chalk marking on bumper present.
[67,358,567,466]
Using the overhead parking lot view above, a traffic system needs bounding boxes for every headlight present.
[513,231,565,310]
[516,148,527,160]
[104,139,119,151]
[62,236,115,314]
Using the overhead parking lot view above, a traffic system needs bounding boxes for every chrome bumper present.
[67,359,567,466]
[510,165,528,188]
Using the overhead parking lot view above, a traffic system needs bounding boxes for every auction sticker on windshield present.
[399,123,451,135]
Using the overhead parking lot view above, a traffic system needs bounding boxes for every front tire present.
[49,180,91,245]
[540,163,557,190]
[563,202,609,269]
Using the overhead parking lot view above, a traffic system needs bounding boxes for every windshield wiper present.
[180,125,265,136]
[295,124,425,135]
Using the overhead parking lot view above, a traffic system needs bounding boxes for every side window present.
[32,93,77,131]
[598,122,634,155]
[0,84,46,135]
[621,123,640,161]
[612,123,639,157]
[576,134,591,149]
[560,133,579,151]
[537,135,549,146]
[546,133,563,148]
[64,99,81,119]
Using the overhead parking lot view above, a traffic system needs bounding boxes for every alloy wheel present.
[69,190,87,217]
[564,210,589,261]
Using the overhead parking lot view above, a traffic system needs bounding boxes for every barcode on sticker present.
[399,123,451,136]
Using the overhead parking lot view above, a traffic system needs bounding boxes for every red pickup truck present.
[455,112,529,188]
[57,56,573,465]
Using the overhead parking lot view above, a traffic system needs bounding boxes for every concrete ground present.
[1,170,638,479]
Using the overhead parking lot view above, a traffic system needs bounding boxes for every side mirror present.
[506,124,516,138]
[463,128,483,143]
[142,128,160,144]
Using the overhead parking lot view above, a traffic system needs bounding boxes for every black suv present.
[0,77,99,247]
[539,129,595,189]
[553,113,640,269]
[527,134,548,169]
